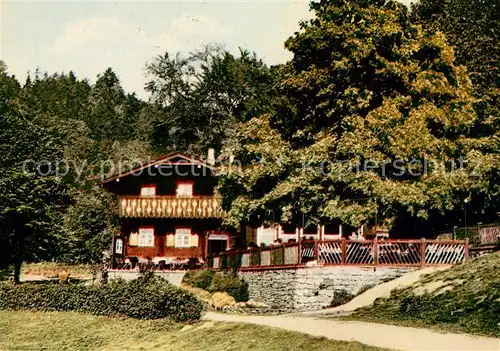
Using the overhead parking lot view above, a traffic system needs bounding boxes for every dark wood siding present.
[104,165,216,196]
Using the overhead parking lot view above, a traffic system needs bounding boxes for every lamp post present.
[464,198,468,229]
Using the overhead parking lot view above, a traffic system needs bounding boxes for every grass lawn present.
[0,310,388,351]
[345,252,500,337]
[21,262,95,279]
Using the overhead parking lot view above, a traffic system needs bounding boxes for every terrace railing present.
[435,223,500,247]
[210,239,469,270]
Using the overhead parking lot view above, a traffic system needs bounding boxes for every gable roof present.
[101,152,215,184]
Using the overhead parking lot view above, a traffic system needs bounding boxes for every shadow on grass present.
[19,278,89,285]
[0,274,89,285]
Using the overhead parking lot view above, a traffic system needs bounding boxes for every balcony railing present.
[209,239,469,270]
[119,195,225,219]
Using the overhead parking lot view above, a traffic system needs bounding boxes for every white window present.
[138,227,154,247]
[175,228,191,248]
[176,182,193,196]
[140,185,156,196]
[115,238,123,254]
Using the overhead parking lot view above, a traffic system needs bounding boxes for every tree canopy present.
[0,0,498,272]
[218,0,497,234]
[411,0,499,107]
[0,45,279,270]
[145,45,280,154]
[0,64,70,281]
[412,0,500,216]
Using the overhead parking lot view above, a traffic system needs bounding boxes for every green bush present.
[226,281,249,302]
[220,255,228,270]
[206,254,214,269]
[250,250,260,266]
[208,272,249,302]
[0,276,204,322]
[271,247,284,265]
[182,270,215,290]
[227,253,242,271]
[182,270,249,302]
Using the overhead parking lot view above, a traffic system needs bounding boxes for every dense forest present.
[0,0,498,275]
[0,45,280,277]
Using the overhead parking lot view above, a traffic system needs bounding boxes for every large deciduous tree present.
[411,0,499,121]
[218,0,495,234]
[411,0,500,217]
[62,186,119,264]
[18,69,144,263]
[0,63,70,282]
[145,45,280,156]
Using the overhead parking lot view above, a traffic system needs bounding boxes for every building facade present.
[103,151,392,269]
[103,152,236,268]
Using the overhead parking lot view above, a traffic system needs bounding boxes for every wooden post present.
[297,242,302,265]
[341,238,346,264]
[464,238,469,260]
[373,238,378,266]
[111,236,116,269]
[420,238,426,266]
[249,249,254,268]
[314,239,319,262]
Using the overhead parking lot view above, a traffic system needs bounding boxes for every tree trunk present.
[13,260,22,284]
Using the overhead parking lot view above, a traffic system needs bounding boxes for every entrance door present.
[206,232,229,255]
[207,239,227,254]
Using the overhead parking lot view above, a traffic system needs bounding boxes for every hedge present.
[0,275,204,321]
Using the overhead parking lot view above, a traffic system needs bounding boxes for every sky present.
[1,0,414,100]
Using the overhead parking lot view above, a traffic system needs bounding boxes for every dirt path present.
[204,312,499,351]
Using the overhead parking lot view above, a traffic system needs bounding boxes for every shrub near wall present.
[183,270,249,302]
[182,270,215,290]
[0,276,204,322]
[209,272,249,302]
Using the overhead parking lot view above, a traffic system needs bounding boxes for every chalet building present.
[103,150,391,269]
[103,151,236,268]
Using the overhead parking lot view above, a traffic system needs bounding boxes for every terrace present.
[209,238,469,270]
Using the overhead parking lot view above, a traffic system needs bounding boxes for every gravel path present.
[204,312,499,351]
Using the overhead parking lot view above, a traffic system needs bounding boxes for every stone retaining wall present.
[239,266,414,311]
[107,270,185,287]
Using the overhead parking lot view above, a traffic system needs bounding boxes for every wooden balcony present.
[119,195,225,219]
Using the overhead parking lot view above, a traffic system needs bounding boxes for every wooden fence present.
[435,223,500,247]
[209,239,469,270]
